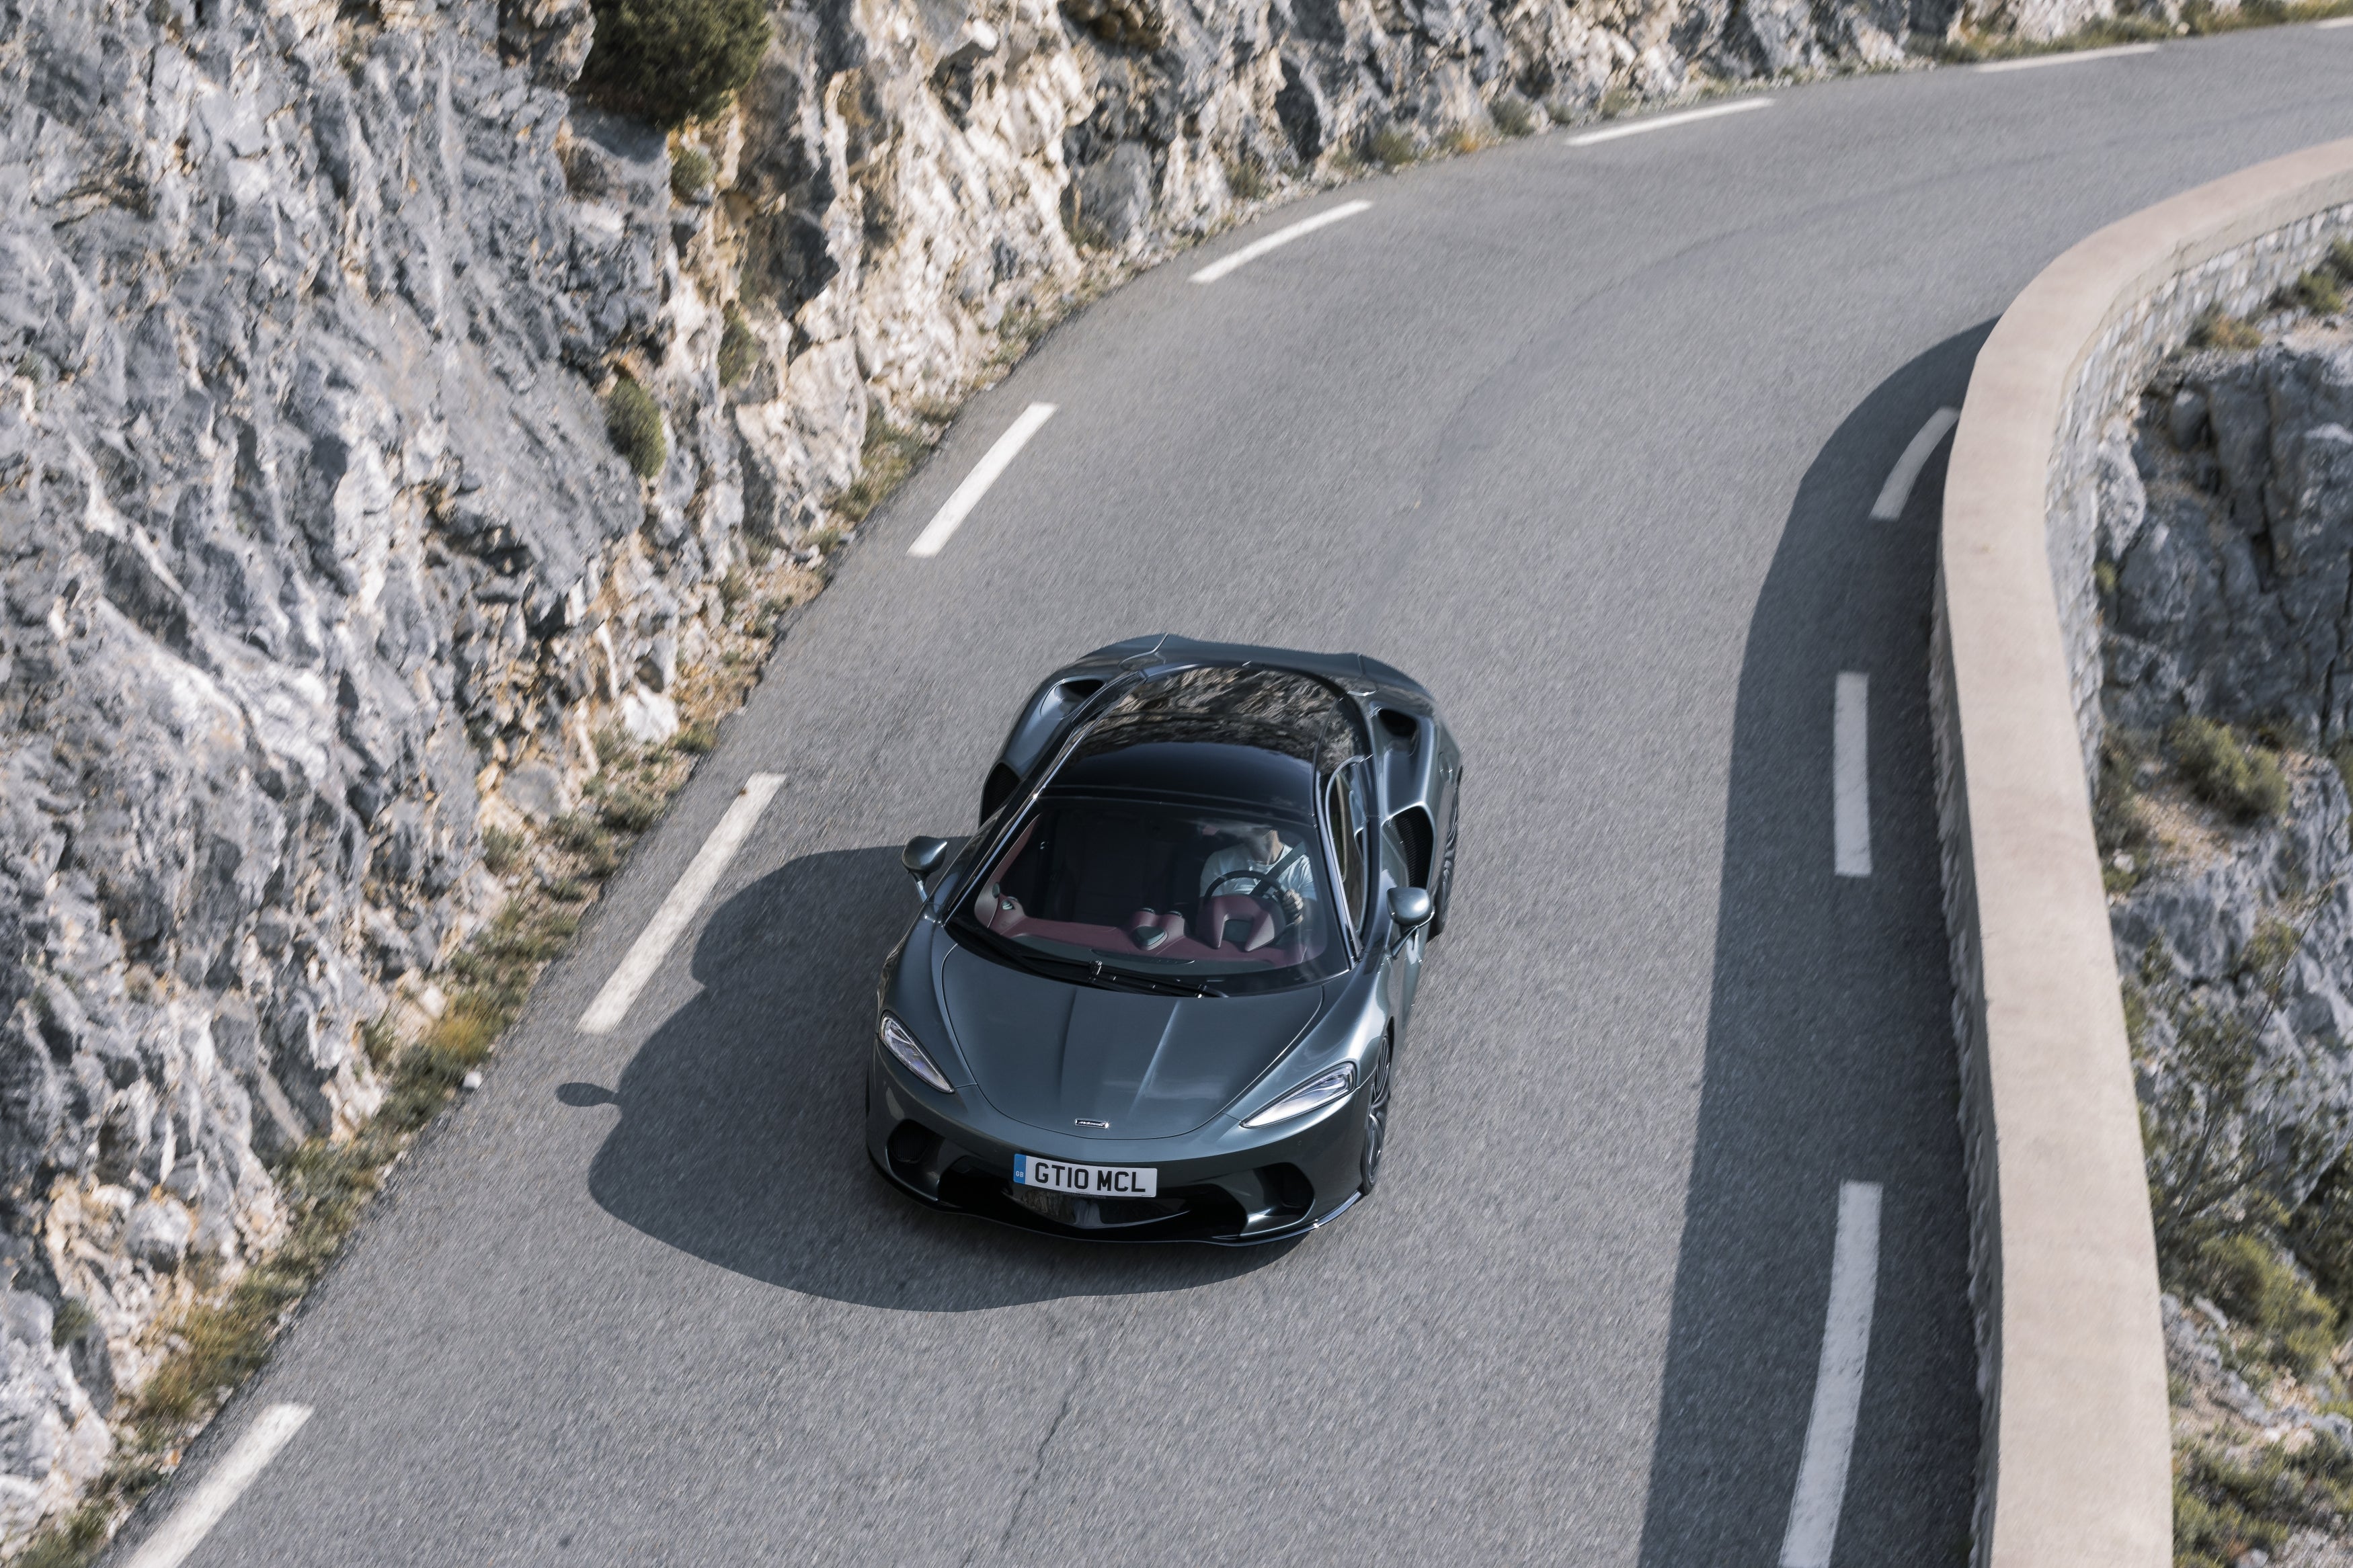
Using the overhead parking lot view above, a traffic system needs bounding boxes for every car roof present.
[1079,634,1433,709]
[1070,665,1364,777]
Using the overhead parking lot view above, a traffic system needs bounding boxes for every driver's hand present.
[1277,889,1306,925]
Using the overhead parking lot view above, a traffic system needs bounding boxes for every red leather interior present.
[1199,894,1277,952]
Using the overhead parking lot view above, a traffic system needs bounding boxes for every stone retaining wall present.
[1933,137,2353,1568]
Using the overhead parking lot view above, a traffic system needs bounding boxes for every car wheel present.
[1359,1040,1394,1196]
[1428,780,1461,940]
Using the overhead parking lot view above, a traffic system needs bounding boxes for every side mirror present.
[1388,886,1433,935]
[902,835,951,895]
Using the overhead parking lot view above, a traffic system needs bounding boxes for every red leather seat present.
[1199,895,1276,952]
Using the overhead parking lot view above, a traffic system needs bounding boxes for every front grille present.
[1004,1184,1189,1229]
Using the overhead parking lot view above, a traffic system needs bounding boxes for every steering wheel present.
[1205,845,1310,908]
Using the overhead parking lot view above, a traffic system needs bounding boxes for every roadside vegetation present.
[576,0,770,129]
[13,559,826,1566]
[1930,0,2353,64]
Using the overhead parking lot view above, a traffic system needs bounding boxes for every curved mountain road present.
[120,36,2353,1568]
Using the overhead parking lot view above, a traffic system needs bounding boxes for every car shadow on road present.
[574,843,1286,1311]
[1634,326,1993,1567]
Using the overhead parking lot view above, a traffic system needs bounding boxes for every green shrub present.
[49,1298,95,1350]
[577,0,771,130]
[2290,266,2347,317]
[2196,1232,2339,1372]
[1224,153,1270,201]
[2175,1431,2353,1568]
[717,305,758,386]
[2192,306,2264,351]
[17,1501,108,1568]
[600,785,664,833]
[1490,95,1539,138]
[1369,124,1417,169]
[2294,1157,2353,1308]
[482,825,526,877]
[2329,239,2353,287]
[2096,731,2152,889]
[2169,716,2287,821]
[670,144,714,202]
[606,375,667,479]
[832,419,928,524]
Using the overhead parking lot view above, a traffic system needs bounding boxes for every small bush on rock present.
[1223,153,1270,201]
[1369,124,1417,169]
[2194,1233,2338,1372]
[2192,305,2264,351]
[606,375,667,479]
[2292,1156,2353,1307]
[1491,95,1540,138]
[2289,265,2347,317]
[2179,1424,2353,1568]
[2096,731,2152,890]
[2169,716,2286,821]
[670,145,714,202]
[717,305,757,386]
[2329,239,2353,287]
[577,0,770,130]
[482,826,526,876]
[48,1299,95,1350]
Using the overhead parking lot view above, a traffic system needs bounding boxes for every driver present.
[1199,822,1316,929]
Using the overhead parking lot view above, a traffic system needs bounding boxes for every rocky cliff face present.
[0,0,2118,1544]
[2097,309,2353,1567]
[2105,328,2353,740]
[2099,317,2353,1265]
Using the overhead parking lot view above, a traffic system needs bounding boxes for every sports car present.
[865,634,1462,1243]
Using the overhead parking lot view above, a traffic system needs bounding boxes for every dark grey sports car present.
[866,635,1462,1243]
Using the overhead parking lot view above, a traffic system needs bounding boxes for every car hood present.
[939,947,1328,1139]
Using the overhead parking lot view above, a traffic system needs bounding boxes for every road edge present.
[1934,137,2353,1567]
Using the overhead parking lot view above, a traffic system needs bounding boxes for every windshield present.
[951,790,1348,995]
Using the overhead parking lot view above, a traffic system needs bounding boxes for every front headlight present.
[1241,1062,1357,1128]
[879,1014,953,1093]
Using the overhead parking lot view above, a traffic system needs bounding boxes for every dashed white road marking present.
[2318,15,2353,26]
[1976,41,2161,70]
[577,773,787,1034]
[122,1403,313,1568]
[907,403,1059,558]
[1779,1182,1884,1568]
[1835,673,1870,878]
[1566,97,1773,147]
[1870,407,1960,521]
[1189,200,1373,285]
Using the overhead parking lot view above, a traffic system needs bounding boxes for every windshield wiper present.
[1083,964,1215,998]
[955,919,1217,995]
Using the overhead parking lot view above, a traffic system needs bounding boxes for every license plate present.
[1014,1153,1158,1198]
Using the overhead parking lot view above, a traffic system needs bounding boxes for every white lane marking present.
[2319,15,2353,25]
[1779,1182,1884,1568]
[577,774,786,1033]
[123,1403,313,1568]
[1835,673,1870,878]
[907,403,1058,558]
[1566,98,1773,147]
[1869,406,1960,521]
[1189,200,1372,285]
[1976,41,2161,70]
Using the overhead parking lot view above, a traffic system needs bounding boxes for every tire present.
[1427,778,1460,940]
[1359,1040,1394,1196]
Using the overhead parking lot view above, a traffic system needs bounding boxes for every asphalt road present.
[118,34,2353,1568]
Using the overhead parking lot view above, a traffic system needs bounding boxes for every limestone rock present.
[0,0,2145,1547]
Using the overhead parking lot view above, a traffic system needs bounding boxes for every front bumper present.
[865,1052,1369,1245]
